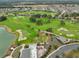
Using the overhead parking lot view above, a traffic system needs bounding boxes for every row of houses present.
[0,7,31,12]
[0,4,79,13]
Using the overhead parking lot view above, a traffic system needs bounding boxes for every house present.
[20,44,37,58]
[20,48,31,58]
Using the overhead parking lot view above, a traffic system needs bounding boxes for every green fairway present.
[0,11,79,44]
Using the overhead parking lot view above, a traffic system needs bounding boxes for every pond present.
[0,27,16,57]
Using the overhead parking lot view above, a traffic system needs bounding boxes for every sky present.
[0,0,79,2]
[0,0,79,3]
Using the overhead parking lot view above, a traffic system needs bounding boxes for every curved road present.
[47,43,79,58]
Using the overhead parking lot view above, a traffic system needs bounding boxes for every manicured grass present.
[0,11,79,44]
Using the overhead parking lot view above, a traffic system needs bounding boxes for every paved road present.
[47,43,79,58]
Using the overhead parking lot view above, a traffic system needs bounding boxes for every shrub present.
[46,28,52,32]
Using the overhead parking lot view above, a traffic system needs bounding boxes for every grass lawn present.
[0,11,79,44]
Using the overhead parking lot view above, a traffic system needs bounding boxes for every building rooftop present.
[20,48,31,58]
[20,44,37,58]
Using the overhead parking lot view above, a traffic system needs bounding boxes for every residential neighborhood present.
[0,0,79,58]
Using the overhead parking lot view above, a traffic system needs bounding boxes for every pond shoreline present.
[0,25,19,58]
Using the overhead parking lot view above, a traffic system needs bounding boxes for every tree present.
[46,28,52,32]
[71,12,79,17]
[42,14,47,18]
[33,14,41,18]
[24,45,29,48]
[53,44,58,49]
[36,20,43,25]
[0,16,7,22]
[60,20,65,26]
[47,15,52,19]
[29,17,36,23]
